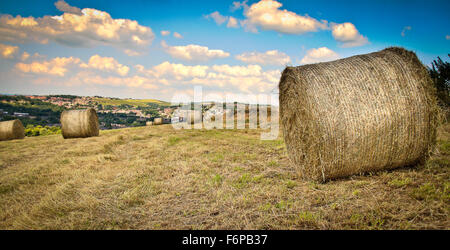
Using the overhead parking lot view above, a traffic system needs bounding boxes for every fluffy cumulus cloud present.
[137,61,280,93]
[54,0,82,15]
[16,54,280,95]
[0,43,19,59]
[80,75,160,89]
[161,30,170,36]
[219,1,369,47]
[161,41,230,62]
[235,50,290,66]
[243,0,328,34]
[227,17,239,28]
[206,11,240,29]
[205,11,228,25]
[80,55,129,76]
[15,54,131,77]
[15,57,81,76]
[331,22,368,47]
[173,32,183,39]
[0,1,154,55]
[300,47,339,64]
[231,0,249,12]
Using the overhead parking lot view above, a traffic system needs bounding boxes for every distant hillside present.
[93,97,170,107]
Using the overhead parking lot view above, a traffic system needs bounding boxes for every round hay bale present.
[153,118,162,125]
[60,108,99,139]
[146,121,153,126]
[0,119,25,141]
[279,47,439,182]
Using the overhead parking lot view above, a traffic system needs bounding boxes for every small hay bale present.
[146,121,153,126]
[0,119,25,141]
[153,118,162,125]
[279,47,439,182]
[60,108,99,139]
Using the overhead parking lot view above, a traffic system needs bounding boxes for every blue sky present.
[0,0,448,101]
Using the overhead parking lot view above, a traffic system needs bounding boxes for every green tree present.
[429,55,450,107]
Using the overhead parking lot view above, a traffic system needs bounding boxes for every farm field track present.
[0,124,448,229]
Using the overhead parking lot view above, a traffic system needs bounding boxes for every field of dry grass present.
[0,123,448,229]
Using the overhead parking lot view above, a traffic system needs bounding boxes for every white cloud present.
[331,22,368,47]
[15,57,81,76]
[80,54,129,76]
[161,30,170,36]
[206,11,240,29]
[227,17,239,28]
[21,51,30,61]
[15,53,131,77]
[145,61,209,79]
[173,32,183,39]
[446,35,450,40]
[54,0,82,15]
[212,64,262,77]
[161,41,230,62]
[231,0,249,12]
[235,50,290,66]
[205,11,228,25]
[300,47,339,64]
[401,26,412,37]
[243,0,328,34]
[0,43,19,59]
[137,61,280,94]
[240,19,258,33]
[0,3,154,55]
[81,75,160,89]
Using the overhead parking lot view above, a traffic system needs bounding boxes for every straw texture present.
[153,118,162,125]
[60,108,99,139]
[279,47,439,182]
[0,119,25,141]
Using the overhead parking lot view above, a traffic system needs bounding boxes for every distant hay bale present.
[146,121,153,126]
[153,118,162,125]
[0,119,25,141]
[279,47,439,182]
[60,108,99,139]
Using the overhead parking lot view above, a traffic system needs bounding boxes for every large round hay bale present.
[279,47,439,182]
[153,118,162,125]
[0,119,25,141]
[60,108,99,139]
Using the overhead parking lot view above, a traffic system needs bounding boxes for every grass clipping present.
[0,119,25,141]
[279,47,440,182]
[60,108,99,139]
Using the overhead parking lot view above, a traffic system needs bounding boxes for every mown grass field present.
[0,123,448,229]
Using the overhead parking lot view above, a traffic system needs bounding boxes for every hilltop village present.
[0,95,176,129]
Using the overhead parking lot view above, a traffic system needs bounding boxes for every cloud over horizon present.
[300,47,340,64]
[161,41,230,62]
[235,50,291,66]
[0,1,154,56]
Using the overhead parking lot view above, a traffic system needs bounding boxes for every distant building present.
[171,117,180,123]
[164,108,173,115]
[14,112,29,117]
